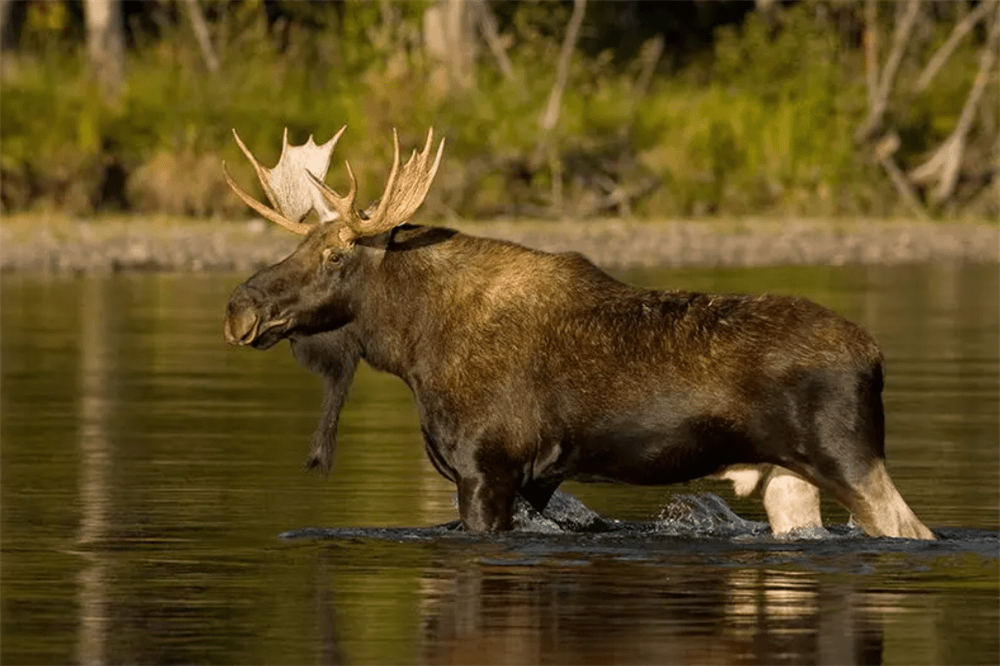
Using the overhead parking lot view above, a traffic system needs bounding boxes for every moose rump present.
[221,126,935,540]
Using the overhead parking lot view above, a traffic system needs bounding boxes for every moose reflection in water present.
[415,567,883,665]
[222,126,933,539]
[304,540,886,665]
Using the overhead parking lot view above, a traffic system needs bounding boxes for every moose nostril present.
[224,309,259,345]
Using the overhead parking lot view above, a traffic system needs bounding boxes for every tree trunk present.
[1,0,26,52]
[423,0,478,91]
[184,0,219,74]
[83,0,125,102]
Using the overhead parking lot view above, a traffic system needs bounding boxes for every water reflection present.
[75,278,114,666]
[305,545,887,665]
[1,264,997,665]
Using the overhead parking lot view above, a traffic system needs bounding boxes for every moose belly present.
[555,413,757,486]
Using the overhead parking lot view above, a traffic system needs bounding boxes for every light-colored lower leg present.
[848,459,935,540]
[760,467,822,535]
[712,464,766,497]
[712,464,823,536]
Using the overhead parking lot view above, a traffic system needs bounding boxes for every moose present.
[222,126,934,540]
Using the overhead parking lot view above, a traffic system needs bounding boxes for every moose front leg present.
[457,473,518,532]
[290,331,362,474]
[304,373,352,473]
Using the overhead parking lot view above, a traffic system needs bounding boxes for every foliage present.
[0,1,994,219]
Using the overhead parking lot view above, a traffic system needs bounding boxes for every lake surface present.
[2,263,998,665]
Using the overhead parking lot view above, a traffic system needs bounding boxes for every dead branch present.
[915,0,995,92]
[537,0,587,144]
[863,0,879,113]
[613,34,664,151]
[910,2,1000,203]
[474,0,516,83]
[580,173,661,218]
[533,0,587,212]
[875,133,930,220]
[855,0,922,144]
[184,0,219,74]
[624,35,663,137]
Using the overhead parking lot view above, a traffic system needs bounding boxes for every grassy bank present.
[2,3,995,221]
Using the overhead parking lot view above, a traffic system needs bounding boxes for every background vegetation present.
[1,0,997,221]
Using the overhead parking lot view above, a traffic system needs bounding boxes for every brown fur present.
[225,223,934,539]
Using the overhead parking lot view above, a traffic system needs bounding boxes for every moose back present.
[222,127,934,539]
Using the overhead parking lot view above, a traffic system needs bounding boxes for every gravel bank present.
[1,216,996,273]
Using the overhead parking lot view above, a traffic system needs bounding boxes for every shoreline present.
[1,215,997,274]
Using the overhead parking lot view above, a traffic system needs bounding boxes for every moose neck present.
[348,224,618,391]
[350,226,463,381]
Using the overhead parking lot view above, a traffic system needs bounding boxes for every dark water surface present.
[2,263,997,665]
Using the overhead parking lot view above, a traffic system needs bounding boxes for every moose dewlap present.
[222,126,934,540]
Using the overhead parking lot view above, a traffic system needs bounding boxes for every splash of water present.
[654,493,769,537]
[512,490,612,533]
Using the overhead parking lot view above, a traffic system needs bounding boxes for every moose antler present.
[223,126,347,235]
[308,128,445,243]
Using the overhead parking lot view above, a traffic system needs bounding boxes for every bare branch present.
[475,0,516,82]
[875,133,930,220]
[915,0,995,92]
[538,0,587,138]
[855,0,922,143]
[184,0,219,74]
[910,2,1000,202]
[533,0,587,209]
[624,35,664,138]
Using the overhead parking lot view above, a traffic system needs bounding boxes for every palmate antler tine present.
[305,160,359,224]
[348,128,403,237]
[373,127,444,231]
[231,128,291,216]
[227,127,347,234]
[308,127,444,243]
[223,161,313,235]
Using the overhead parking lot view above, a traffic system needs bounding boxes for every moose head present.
[222,127,444,349]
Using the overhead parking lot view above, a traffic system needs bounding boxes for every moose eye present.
[321,248,343,266]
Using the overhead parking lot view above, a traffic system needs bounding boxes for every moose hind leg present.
[715,465,822,535]
[803,371,935,540]
[836,459,935,540]
[760,466,823,535]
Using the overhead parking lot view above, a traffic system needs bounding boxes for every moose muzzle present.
[224,287,262,346]
[224,285,291,348]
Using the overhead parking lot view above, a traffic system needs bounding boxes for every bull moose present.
[222,126,934,539]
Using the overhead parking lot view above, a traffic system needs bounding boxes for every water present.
[2,263,997,665]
